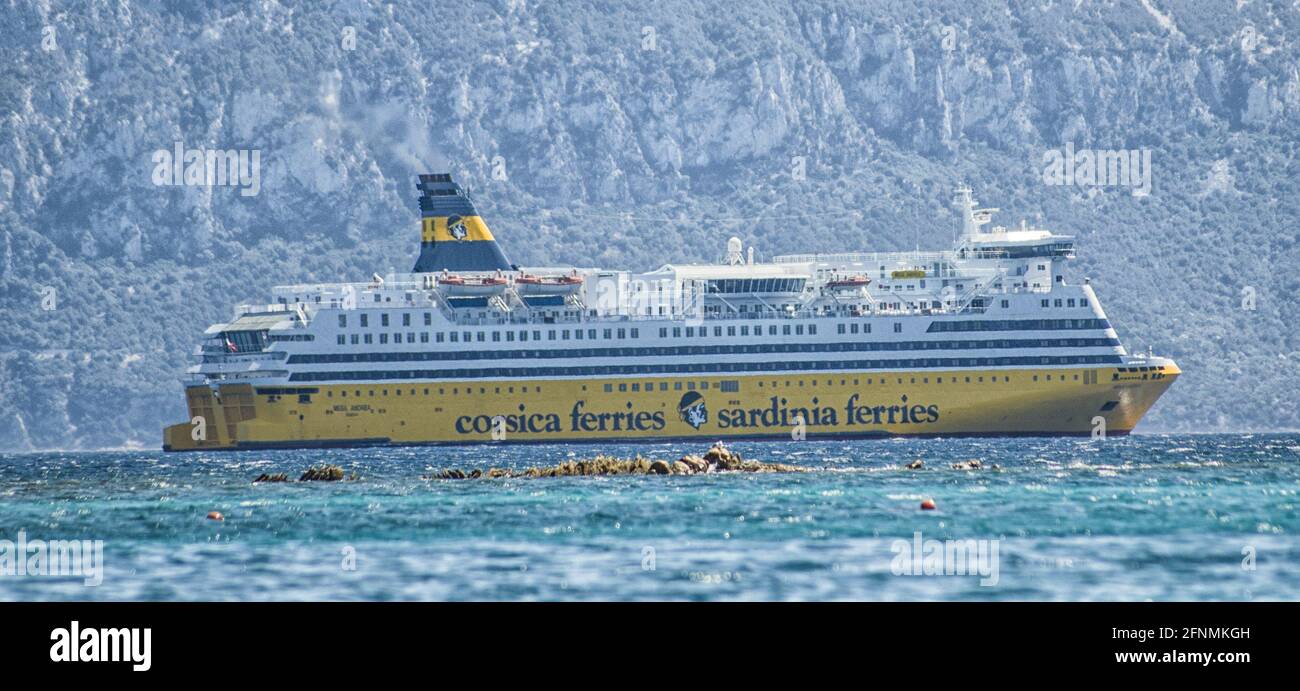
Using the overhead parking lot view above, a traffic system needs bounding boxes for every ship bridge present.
[953,186,1075,260]
[646,263,810,297]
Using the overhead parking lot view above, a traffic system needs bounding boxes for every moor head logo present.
[447,214,469,240]
[678,391,708,430]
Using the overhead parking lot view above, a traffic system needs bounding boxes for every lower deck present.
[163,363,1178,451]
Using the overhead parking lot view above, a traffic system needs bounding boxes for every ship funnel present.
[412,173,513,273]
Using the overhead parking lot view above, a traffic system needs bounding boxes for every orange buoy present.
[207,511,224,521]
[919,498,937,511]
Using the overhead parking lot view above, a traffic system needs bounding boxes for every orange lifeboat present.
[514,271,584,296]
[438,271,509,296]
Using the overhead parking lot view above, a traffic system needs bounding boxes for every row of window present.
[334,327,651,346]
[257,384,555,402]
[604,380,724,393]
[331,314,1104,340]
[296,337,1120,365]
[1040,297,1088,309]
[324,318,1109,350]
[288,354,1124,382]
[323,384,546,398]
[597,373,1078,392]
[664,324,822,338]
[706,278,806,294]
[927,318,1109,333]
[340,312,434,329]
[336,322,829,343]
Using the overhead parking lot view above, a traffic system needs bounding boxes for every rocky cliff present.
[0,0,1297,449]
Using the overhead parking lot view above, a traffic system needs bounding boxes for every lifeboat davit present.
[514,271,584,296]
[437,271,509,296]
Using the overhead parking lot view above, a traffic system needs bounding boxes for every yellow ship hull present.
[163,363,1178,451]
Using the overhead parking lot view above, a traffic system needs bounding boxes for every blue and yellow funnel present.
[412,173,514,273]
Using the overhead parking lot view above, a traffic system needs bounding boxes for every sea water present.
[0,434,1296,601]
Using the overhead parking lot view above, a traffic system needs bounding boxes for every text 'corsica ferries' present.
[163,174,1179,450]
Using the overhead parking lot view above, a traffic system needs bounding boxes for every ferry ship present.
[163,174,1178,451]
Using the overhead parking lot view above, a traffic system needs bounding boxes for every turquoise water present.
[1,434,1297,601]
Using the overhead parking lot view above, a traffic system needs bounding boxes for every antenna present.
[955,184,998,242]
[725,237,744,265]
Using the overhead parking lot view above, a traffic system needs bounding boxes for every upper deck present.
[184,178,1145,386]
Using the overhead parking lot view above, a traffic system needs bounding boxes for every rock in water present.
[299,465,346,481]
[679,455,709,473]
[905,460,924,470]
[426,446,808,479]
[704,443,743,470]
[253,473,289,483]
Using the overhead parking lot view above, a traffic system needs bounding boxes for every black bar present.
[0,602,1285,680]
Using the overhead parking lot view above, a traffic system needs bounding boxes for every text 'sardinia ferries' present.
[163,174,1179,450]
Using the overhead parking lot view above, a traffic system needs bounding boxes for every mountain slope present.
[0,0,1297,449]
